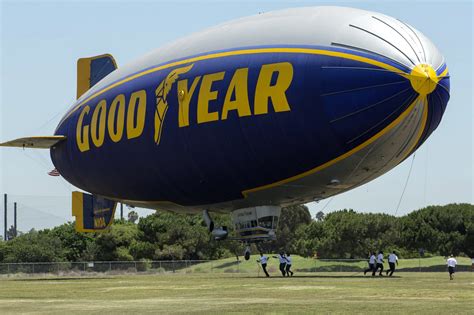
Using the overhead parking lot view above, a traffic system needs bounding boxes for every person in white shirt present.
[257,253,270,277]
[285,253,294,276]
[447,255,457,280]
[273,252,287,276]
[364,252,376,275]
[386,251,399,276]
[373,251,384,276]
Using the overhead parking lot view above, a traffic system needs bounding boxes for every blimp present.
[1,7,449,250]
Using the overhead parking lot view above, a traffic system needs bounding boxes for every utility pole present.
[120,203,123,220]
[14,202,17,238]
[3,194,7,241]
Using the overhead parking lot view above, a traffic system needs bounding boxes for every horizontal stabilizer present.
[72,191,117,232]
[77,54,117,99]
[0,136,66,149]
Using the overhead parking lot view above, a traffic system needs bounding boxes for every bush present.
[136,259,152,272]
[116,247,133,261]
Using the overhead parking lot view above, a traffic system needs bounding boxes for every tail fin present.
[77,54,117,99]
[0,136,66,149]
[72,191,117,232]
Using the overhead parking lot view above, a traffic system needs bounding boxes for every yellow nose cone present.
[409,64,439,95]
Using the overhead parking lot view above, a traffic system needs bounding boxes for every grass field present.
[0,271,472,314]
[186,255,473,273]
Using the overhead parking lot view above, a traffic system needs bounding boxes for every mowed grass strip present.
[186,255,473,273]
[0,272,472,314]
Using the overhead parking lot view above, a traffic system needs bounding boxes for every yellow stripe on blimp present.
[66,47,418,204]
[243,62,445,197]
[61,47,408,123]
[242,94,423,197]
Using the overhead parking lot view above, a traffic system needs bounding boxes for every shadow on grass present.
[12,277,110,281]
[212,261,240,269]
[237,274,402,279]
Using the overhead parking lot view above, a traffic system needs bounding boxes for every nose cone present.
[409,64,440,95]
[407,62,450,148]
[332,10,450,148]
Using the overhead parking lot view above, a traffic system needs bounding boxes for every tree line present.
[0,203,472,263]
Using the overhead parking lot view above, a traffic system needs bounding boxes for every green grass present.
[186,255,473,274]
[0,272,472,314]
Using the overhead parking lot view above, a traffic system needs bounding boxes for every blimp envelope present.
[2,7,450,218]
[48,7,449,213]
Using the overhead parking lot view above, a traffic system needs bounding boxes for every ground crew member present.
[447,255,457,280]
[373,251,384,276]
[273,252,287,276]
[257,253,270,277]
[285,253,294,276]
[364,252,376,275]
[386,251,398,276]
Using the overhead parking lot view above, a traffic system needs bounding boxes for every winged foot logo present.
[154,64,194,144]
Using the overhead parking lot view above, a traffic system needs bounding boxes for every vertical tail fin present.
[77,54,117,99]
[72,191,116,232]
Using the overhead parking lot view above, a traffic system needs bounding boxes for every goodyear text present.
[76,62,293,152]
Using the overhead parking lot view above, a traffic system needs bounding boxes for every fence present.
[0,260,211,275]
[0,259,471,275]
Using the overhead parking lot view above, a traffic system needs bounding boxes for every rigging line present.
[346,93,419,144]
[394,153,416,216]
[398,20,428,63]
[22,149,75,194]
[330,87,412,123]
[433,79,451,96]
[30,150,52,168]
[349,24,416,66]
[26,110,63,135]
[394,112,419,159]
[392,95,426,160]
[371,16,421,64]
[423,143,429,205]
[397,19,427,62]
[331,42,411,72]
[320,196,335,213]
[321,80,406,97]
[321,66,405,74]
[345,125,406,188]
[433,89,447,109]
[339,90,416,183]
[436,60,446,71]
[15,202,68,220]
[22,150,50,170]
[342,139,377,183]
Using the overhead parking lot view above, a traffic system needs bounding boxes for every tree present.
[94,221,139,261]
[49,222,96,261]
[1,230,65,263]
[128,211,139,224]
[399,204,474,256]
[0,203,471,263]
[315,211,325,221]
[263,205,312,253]
[6,225,19,240]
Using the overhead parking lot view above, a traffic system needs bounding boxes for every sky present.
[0,0,472,235]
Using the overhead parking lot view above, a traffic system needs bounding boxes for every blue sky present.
[0,0,472,235]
